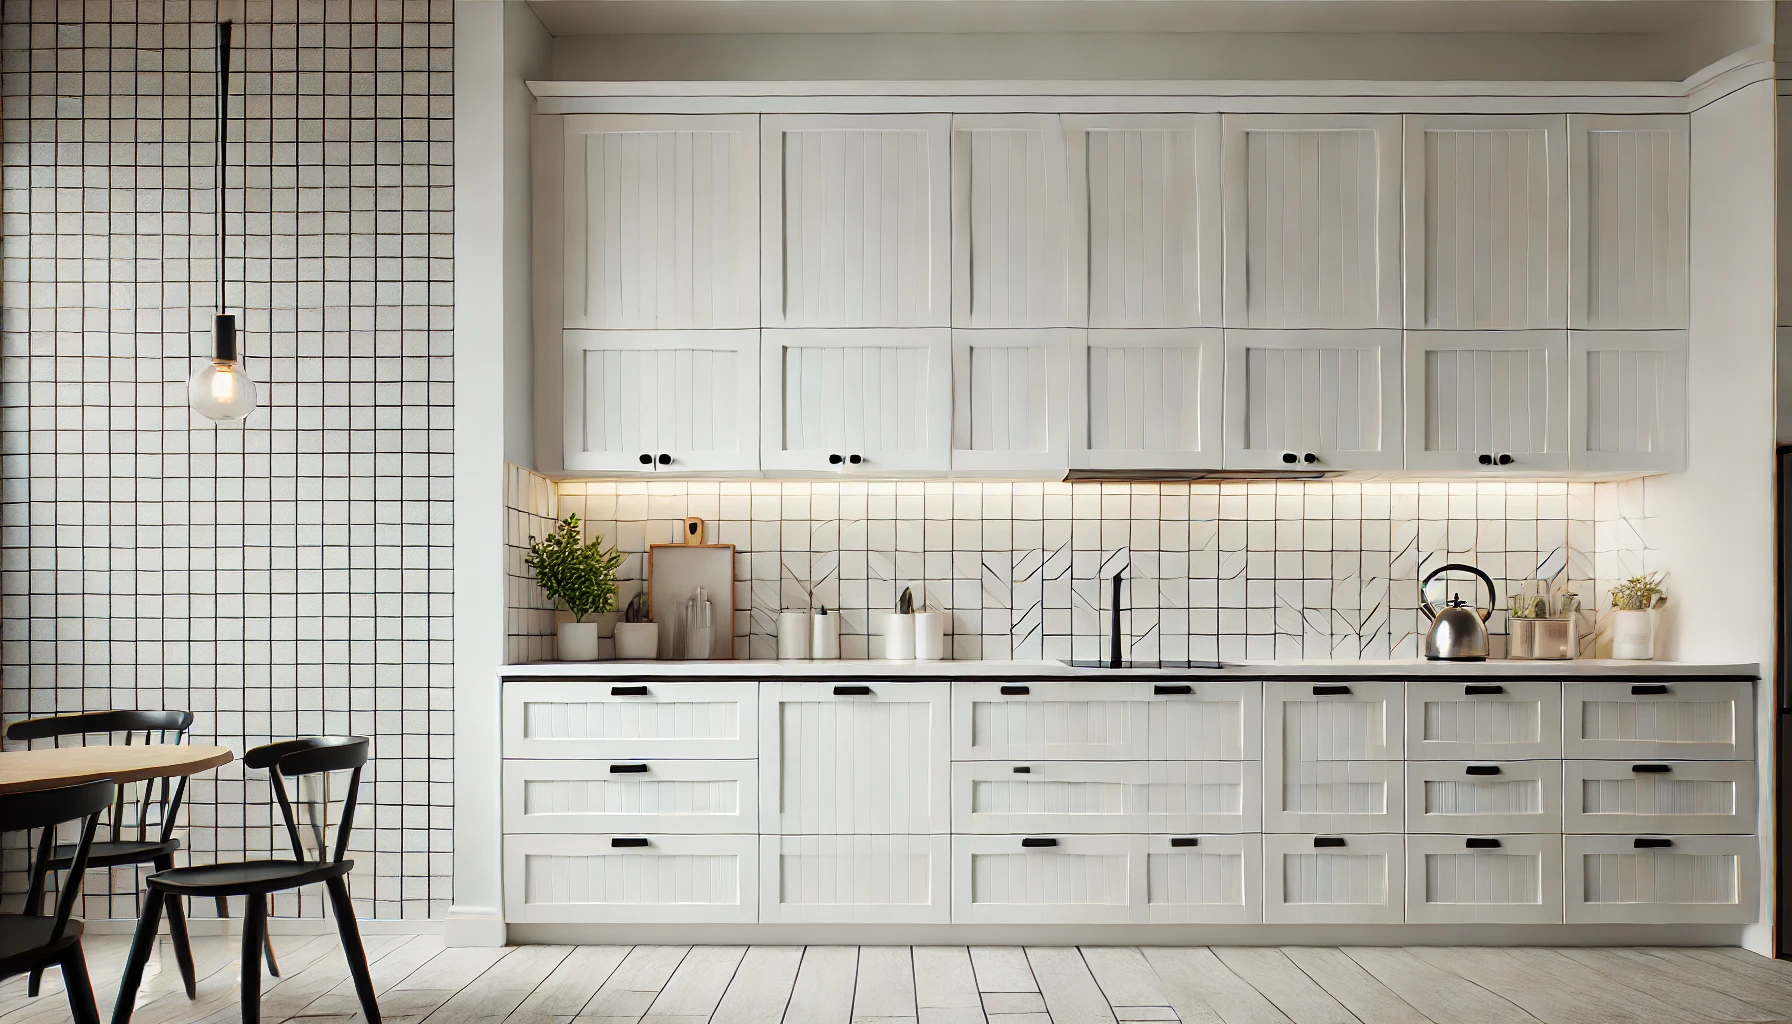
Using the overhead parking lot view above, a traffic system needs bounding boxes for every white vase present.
[558,621,601,662]
[1610,609,1655,660]
[614,622,659,660]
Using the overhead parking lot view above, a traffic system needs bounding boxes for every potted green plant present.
[524,514,623,661]
[1609,572,1667,660]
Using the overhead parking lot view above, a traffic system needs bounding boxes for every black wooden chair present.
[111,736,380,1024]
[1,778,115,1024]
[5,709,279,999]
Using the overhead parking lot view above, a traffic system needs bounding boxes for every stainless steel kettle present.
[1419,562,1496,661]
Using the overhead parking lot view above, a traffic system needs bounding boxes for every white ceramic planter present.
[614,622,660,660]
[1610,609,1656,660]
[558,621,601,662]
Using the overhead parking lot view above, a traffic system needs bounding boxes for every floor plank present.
[367,943,516,1024]
[640,946,747,1024]
[1212,947,1361,1024]
[281,933,447,1023]
[575,946,690,1023]
[409,942,568,1023]
[498,946,632,1024]
[1620,948,1792,1013]
[1340,947,1540,1024]
[852,946,918,1023]
[783,947,859,1024]
[1408,946,1699,1024]
[1552,948,1785,1023]
[1277,948,1432,1024]
[968,948,1037,995]
[127,933,347,1024]
[1142,947,1284,1024]
[1025,947,1117,1024]
[709,946,802,1024]
[1082,946,1178,1022]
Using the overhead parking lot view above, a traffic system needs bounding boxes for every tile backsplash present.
[509,469,1651,664]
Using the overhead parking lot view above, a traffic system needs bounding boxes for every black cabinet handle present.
[1466,765,1502,776]
[611,685,650,696]
[609,764,650,774]
[1466,837,1502,849]
[1313,685,1352,696]
[1001,685,1030,696]
[1634,837,1674,849]
[1303,452,1319,464]
[829,453,844,465]
[657,453,671,466]
[1632,764,1672,773]
[1497,454,1513,466]
[1281,452,1298,464]
[611,837,649,848]
[1012,766,1031,774]
[1478,453,1493,466]
[1170,837,1200,848]
[1314,837,1346,848]
[1154,685,1193,695]
[849,454,863,465]
[638,453,653,465]
[833,685,872,696]
[1465,684,1505,695]
[1022,837,1058,848]
[1632,684,1670,695]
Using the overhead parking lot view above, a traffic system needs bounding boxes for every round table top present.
[0,744,234,796]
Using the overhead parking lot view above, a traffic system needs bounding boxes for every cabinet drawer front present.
[762,681,950,834]
[1406,834,1563,924]
[504,833,757,924]
[503,759,758,834]
[1264,759,1405,834]
[760,835,951,923]
[1267,681,1404,761]
[1263,834,1405,924]
[1146,761,1261,834]
[952,761,1146,834]
[953,682,1149,760]
[1565,835,1760,924]
[1565,681,1753,760]
[1406,681,1562,759]
[1406,760,1563,835]
[1146,681,1261,760]
[1145,833,1262,923]
[952,834,1144,923]
[504,681,758,759]
[1564,760,1755,835]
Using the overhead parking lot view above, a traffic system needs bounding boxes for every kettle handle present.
[1420,562,1498,622]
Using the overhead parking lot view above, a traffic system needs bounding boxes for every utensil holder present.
[913,612,946,661]
[778,611,811,660]
[882,613,916,660]
[1509,617,1576,660]
[811,611,840,660]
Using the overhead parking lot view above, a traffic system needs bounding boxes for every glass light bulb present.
[189,358,258,422]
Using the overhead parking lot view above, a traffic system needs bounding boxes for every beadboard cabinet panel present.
[1223,330,1404,471]
[1405,760,1563,835]
[761,115,951,328]
[1406,834,1563,924]
[563,114,759,330]
[1565,680,1753,760]
[1569,330,1689,474]
[1266,681,1406,762]
[1404,331,1570,474]
[952,833,1145,924]
[951,329,1074,476]
[504,681,759,760]
[505,833,758,924]
[1146,760,1263,834]
[1223,115,1401,329]
[1264,758,1406,834]
[760,328,952,475]
[953,681,1149,761]
[952,115,1075,328]
[1405,681,1563,760]
[1145,833,1263,923]
[1264,833,1405,924]
[503,758,759,835]
[952,760,1147,834]
[760,834,952,923]
[1070,329,1224,472]
[1569,115,1690,330]
[562,330,761,474]
[1065,114,1222,328]
[1566,835,1758,924]
[1564,760,1755,835]
[1403,115,1567,330]
[1145,680,1262,761]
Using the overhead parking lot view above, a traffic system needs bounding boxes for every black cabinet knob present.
[849,454,863,465]
[1497,454,1514,466]
[1478,454,1493,465]
[657,453,671,466]
[1302,452,1318,464]
[829,454,844,465]
[638,453,653,465]
[1281,452,1298,464]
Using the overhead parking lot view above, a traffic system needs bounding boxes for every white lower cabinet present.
[1405,834,1563,924]
[504,681,759,760]
[1405,760,1562,834]
[760,835,951,923]
[1264,759,1404,833]
[761,681,950,834]
[1147,760,1262,834]
[1263,833,1405,924]
[1406,681,1562,760]
[952,834,1145,924]
[1565,835,1760,924]
[1145,833,1263,924]
[503,759,758,834]
[952,760,1146,834]
[1564,760,1755,835]
[504,833,758,924]
[1266,681,1405,761]
[953,681,1150,760]
[1564,680,1754,760]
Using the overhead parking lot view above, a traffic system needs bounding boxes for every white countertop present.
[499,658,1758,679]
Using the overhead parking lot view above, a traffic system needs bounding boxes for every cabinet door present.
[952,115,1073,328]
[1266,681,1405,761]
[1406,681,1562,760]
[1264,759,1405,834]
[1065,114,1222,328]
[1223,330,1404,471]
[951,329,1073,476]
[1406,834,1563,924]
[1222,115,1401,329]
[760,680,950,834]
[1564,680,1753,760]
[1569,115,1689,330]
[1404,332,1570,474]
[760,329,951,475]
[1146,761,1261,834]
[1569,330,1688,473]
[504,833,757,924]
[761,115,951,328]
[504,681,759,760]
[760,834,951,923]
[1263,834,1405,924]
[562,114,758,330]
[1070,330,1223,472]
[953,681,1149,761]
[1147,680,1262,761]
[1565,835,1759,924]
[562,329,761,474]
[502,759,758,835]
[1565,760,1755,835]
[1403,115,1567,329]
[1145,833,1262,923]
[952,834,1144,923]
[951,761,1147,834]
[1406,760,1563,835]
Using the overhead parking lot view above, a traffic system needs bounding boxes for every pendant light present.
[190,19,258,422]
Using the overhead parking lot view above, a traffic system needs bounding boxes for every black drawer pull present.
[1632,764,1672,773]
[609,764,650,774]
[611,685,650,696]
[833,685,872,696]
[610,837,649,848]
[1313,837,1346,848]
[1154,685,1193,695]
[1631,684,1670,695]
[1012,766,1031,774]
[1022,837,1058,848]
[1001,685,1031,696]
[1634,837,1674,849]
[1465,685,1505,695]
[1312,685,1352,696]
[1465,765,1502,776]
[1466,837,1502,849]
[1170,837,1200,848]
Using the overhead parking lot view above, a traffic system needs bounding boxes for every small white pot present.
[558,621,602,662]
[1610,608,1655,660]
[614,622,660,660]
[590,611,621,639]
[913,611,947,661]
[882,613,916,660]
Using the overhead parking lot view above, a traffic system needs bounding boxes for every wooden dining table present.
[0,743,234,795]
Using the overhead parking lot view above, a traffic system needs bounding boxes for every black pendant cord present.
[214,20,235,363]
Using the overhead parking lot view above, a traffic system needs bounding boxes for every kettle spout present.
[1419,603,1438,622]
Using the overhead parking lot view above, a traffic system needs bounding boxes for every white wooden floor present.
[8,936,1792,1024]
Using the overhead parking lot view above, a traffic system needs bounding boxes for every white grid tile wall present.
[0,0,454,921]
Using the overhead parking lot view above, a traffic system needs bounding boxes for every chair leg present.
[110,886,166,1024]
[58,942,101,1024]
[241,893,266,1024]
[325,876,381,1024]
[27,872,47,997]
[262,927,280,978]
[154,857,198,999]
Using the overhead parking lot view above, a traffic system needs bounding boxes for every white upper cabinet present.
[1403,115,1567,329]
[952,115,1074,328]
[1223,330,1404,471]
[563,329,761,474]
[1071,329,1224,472]
[761,329,952,475]
[1404,331,1569,473]
[1569,115,1689,329]
[952,329,1073,476]
[1065,115,1222,328]
[1569,330,1688,473]
[562,114,759,330]
[761,115,951,328]
[1223,115,1401,329]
